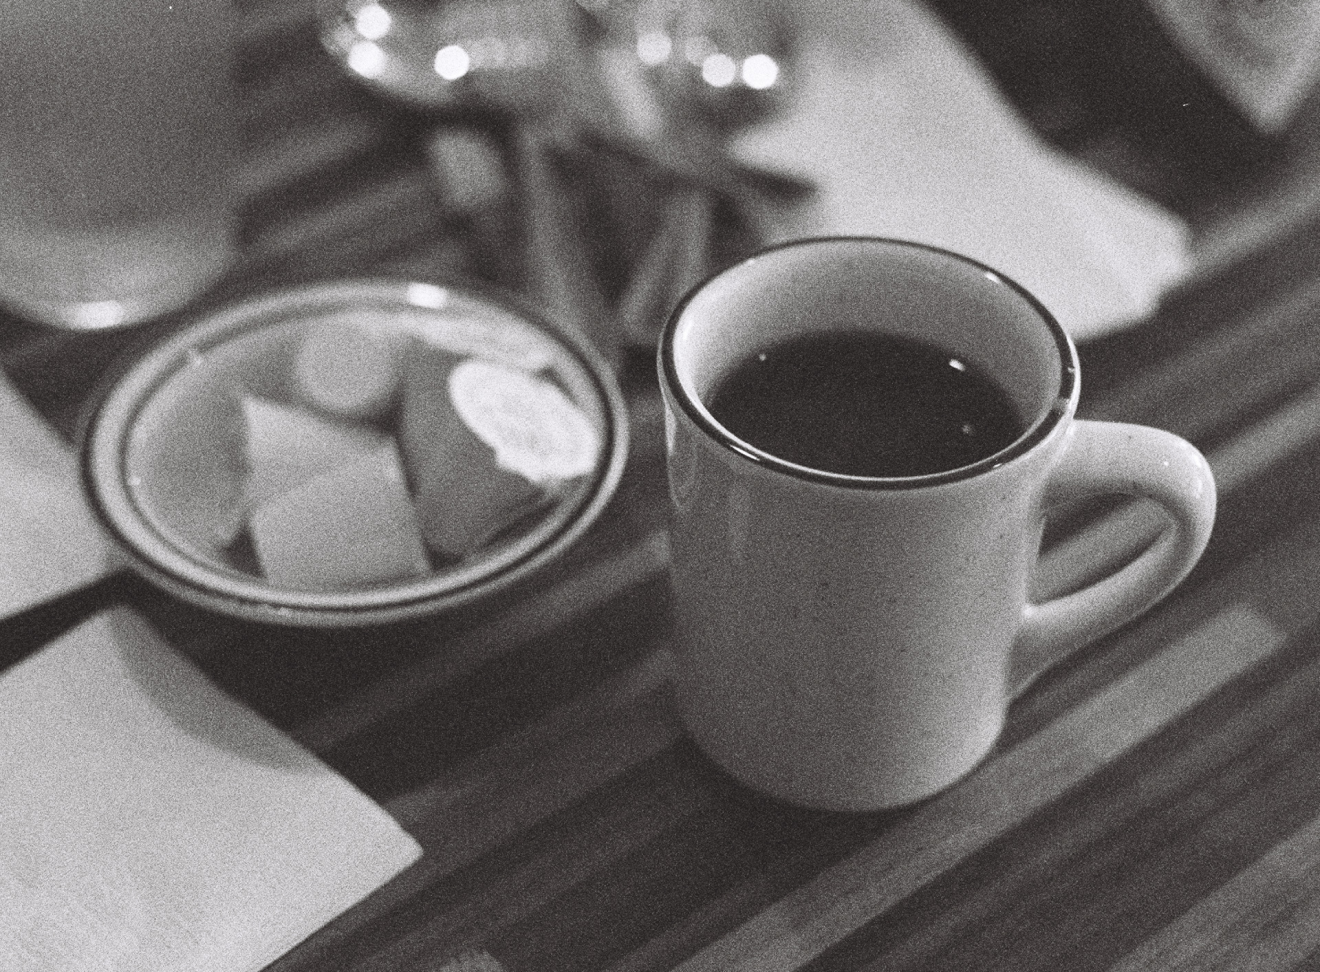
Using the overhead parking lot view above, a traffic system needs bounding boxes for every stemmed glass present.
[316,0,798,183]
[314,0,802,355]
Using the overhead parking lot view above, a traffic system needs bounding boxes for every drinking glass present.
[0,0,238,330]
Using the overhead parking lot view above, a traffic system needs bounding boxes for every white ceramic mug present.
[658,237,1216,811]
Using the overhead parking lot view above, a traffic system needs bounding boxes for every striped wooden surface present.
[5,2,1320,970]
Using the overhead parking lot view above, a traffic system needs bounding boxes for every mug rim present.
[658,236,1079,490]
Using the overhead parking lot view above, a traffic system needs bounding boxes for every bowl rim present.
[80,278,629,628]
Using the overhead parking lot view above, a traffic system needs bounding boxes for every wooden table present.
[7,3,1320,970]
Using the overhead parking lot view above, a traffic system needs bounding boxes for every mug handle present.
[1010,419,1216,696]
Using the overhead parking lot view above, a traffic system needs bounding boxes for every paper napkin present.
[0,375,110,617]
[0,608,422,972]
[732,0,1191,341]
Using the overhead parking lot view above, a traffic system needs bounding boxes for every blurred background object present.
[318,0,583,117]
[316,0,806,358]
[731,0,1192,342]
[318,0,1320,354]
[0,0,239,330]
[920,0,1319,219]
[920,0,1320,275]
[587,0,797,135]
[1143,0,1320,134]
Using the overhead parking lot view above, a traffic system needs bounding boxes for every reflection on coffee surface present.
[707,331,1025,477]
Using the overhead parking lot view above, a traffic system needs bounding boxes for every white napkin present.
[732,0,1191,341]
[0,375,111,617]
[0,608,422,972]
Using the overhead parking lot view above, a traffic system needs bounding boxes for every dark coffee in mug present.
[707,330,1026,477]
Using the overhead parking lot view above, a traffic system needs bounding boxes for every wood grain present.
[1106,810,1320,972]
[665,605,1283,972]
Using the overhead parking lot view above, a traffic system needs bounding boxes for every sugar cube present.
[249,441,430,591]
[398,342,542,557]
[293,315,405,421]
[242,396,386,509]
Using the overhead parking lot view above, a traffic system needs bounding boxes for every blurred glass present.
[0,0,238,330]
[593,0,796,133]
[317,0,580,116]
